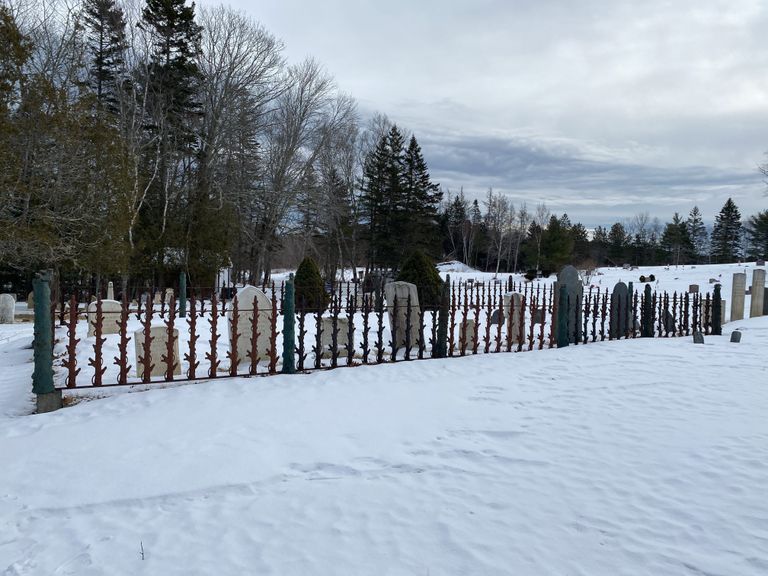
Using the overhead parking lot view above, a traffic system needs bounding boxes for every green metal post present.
[282,274,296,374]
[32,271,61,412]
[434,275,450,358]
[179,271,187,318]
[557,285,569,348]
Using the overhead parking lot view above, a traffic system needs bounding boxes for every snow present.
[1,262,767,575]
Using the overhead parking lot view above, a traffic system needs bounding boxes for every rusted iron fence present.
[51,278,713,390]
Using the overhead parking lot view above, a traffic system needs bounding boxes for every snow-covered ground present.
[1,319,767,572]
[1,262,767,574]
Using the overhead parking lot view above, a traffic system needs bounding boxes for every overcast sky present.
[205,0,768,227]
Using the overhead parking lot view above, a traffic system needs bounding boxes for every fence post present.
[179,271,187,318]
[712,284,722,336]
[282,274,296,374]
[641,284,654,337]
[434,276,449,358]
[32,270,61,413]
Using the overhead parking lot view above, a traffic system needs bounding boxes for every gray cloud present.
[206,0,768,224]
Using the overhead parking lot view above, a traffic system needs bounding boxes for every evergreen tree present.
[660,212,693,265]
[745,210,768,260]
[710,198,743,262]
[570,222,590,263]
[400,135,442,259]
[607,222,628,264]
[590,226,608,265]
[686,206,708,262]
[540,215,573,272]
[83,0,127,113]
[396,249,443,309]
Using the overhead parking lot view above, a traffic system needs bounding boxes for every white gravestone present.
[134,326,181,379]
[87,299,123,337]
[227,285,273,366]
[383,282,421,349]
[318,317,353,359]
[107,281,114,300]
[503,292,525,344]
[0,294,14,324]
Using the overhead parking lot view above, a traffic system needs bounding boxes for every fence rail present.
[50,278,715,390]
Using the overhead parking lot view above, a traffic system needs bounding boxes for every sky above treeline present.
[204,0,768,227]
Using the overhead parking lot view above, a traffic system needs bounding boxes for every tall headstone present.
[0,294,14,324]
[460,319,477,350]
[384,281,420,348]
[503,292,525,344]
[730,273,746,321]
[87,299,123,337]
[134,326,181,379]
[27,291,34,310]
[609,282,629,338]
[554,265,583,344]
[228,285,273,367]
[749,268,766,318]
[106,281,114,300]
[688,284,699,293]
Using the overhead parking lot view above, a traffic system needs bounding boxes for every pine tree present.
[83,0,127,113]
[400,135,441,258]
[607,222,628,264]
[540,215,573,272]
[570,222,589,263]
[710,198,743,262]
[141,0,203,133]
[661,212,693,265]
[745,210,768,260]
[686,206,708,262]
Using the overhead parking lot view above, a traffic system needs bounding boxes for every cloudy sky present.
[211,0,767,227]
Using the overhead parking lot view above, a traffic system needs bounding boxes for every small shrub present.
[294,256,328,312]
[396,250,443,309]
[524,269,537,281]
[649,274,656,282]
[639,275,646,282]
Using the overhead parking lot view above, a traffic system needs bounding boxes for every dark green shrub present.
[294,256,328,312]
[396,250,443,309]
[639,275,646,282]
[524,269,537,281]
[649,274,656,282]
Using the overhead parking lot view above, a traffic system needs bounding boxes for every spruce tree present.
[401,135,441,259]
[686,206,708,262]
[745,210,768,260]
[710,198,743,262]
[607,222,628,264]
[83,0,127,113]
[661,212,693,265]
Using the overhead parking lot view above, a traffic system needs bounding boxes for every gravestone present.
[693,331,704,344]
[764,288,768,315]
[87,299,123,337]
[107,281,114,300]
[703,299,727,326]
[757,259,765,266]
[730,331,742,343]
[134,326,181,379]
[318,317,353,359]
[730,273,746,321]
[609,282,630,338]
[460,319,476,350]
[27,291,34,310]
[490,309,503,325]
[554,266,583,344]
[749,268,766,318]
[384,282,420,348]
[153,292,161,305]
[688,284,699,293]
[503,292,525,344]
[533,307,545,324]
[227,285,273,366]
[0,294,14,324]
[164,288,174,303]
[663,309,675,333]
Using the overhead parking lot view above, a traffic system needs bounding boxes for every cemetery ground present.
[1,263,768,575]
